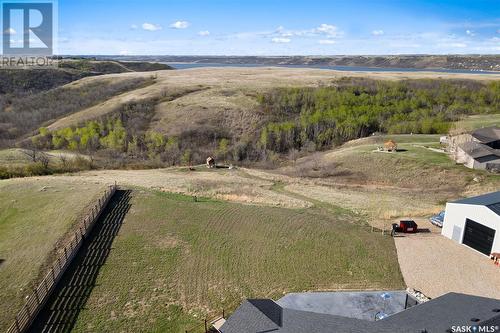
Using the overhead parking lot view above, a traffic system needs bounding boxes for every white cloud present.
[142,23,162,31]
[119,50,131,55]
[269,24,343,40]
[130,24,138,30]
[372,30,384,36]
[466,30,476,36]
[314,24,340,37]
[170,21,190,29]
[271,37,291,43]
[4,28,16,35]
[438,42,467,48]
[497,29,500,34]
[318,39,336,45]
[198,30,210,36]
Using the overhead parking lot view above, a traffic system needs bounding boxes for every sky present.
[55,0,500,55]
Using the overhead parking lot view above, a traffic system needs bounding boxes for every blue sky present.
[56,0,500,55]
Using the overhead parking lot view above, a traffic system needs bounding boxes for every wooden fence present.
[7,184,117,333]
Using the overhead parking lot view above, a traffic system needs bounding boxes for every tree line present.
[257,78,500,153]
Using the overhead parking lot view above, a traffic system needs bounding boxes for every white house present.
[442,191,500,256]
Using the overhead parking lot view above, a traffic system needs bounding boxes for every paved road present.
[395,224,500,300]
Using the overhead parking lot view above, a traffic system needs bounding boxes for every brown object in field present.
[384,140,398,152]
[491,253,500,266]
[206,157,216,168]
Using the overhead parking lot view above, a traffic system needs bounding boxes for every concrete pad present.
[277,291,409,321]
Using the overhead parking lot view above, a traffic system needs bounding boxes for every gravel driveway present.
[395,226,500,299]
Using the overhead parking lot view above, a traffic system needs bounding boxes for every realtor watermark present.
[1,0,57,68]
[450,325,499,333]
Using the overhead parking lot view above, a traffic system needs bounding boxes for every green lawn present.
[71,188,404,333]
[0,178,104,331]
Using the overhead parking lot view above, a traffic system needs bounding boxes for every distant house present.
[442,191,500,256]
[218,293,500,333]
[470,126,500,149]
[452,126,500,170]
[455,141,500,170]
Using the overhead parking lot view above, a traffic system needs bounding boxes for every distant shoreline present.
[164,62,500,75]
[79,55,500,74]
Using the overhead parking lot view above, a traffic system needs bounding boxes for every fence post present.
[24,303,31,319]
[204,319,208,333]
[14,318,21,333]
[44,278,49,294]
[34,288,40,306]
[57,256,62,271]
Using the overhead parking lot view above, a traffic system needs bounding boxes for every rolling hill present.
[1,66,500,171]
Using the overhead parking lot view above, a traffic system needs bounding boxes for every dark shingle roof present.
[452,191,500,206]
[458,142,500,159]
[380,293,500,332]
[472,127,500,144]
[220,293,500,333]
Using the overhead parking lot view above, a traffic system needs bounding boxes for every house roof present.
[471,126,500,144]
[220,293,500,333]
[453,191,500,206]
[458,141,500,159]
[384,140,397,147]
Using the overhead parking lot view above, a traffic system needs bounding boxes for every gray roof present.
[220,293,500,333]
[458,141,500,159]
[453,191,500,206]
[472,126,500,144]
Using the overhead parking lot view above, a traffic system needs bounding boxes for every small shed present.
[384,140,398,152]
[206,157,216,168]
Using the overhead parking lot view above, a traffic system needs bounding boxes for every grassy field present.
[0,178,105,331]
[274,134,500,227]
[69,188,404,333]
[452,114,500,133]
[0,149,89,168]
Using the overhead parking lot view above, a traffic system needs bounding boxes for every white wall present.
[442,203,500,254]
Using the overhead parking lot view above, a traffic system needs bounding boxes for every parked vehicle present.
[430,211,445,228]
[393,220,418,234]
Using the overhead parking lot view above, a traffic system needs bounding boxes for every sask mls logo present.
[2,1,53,55]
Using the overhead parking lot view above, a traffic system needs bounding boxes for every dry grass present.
[42,168,311,208]
[45,67,500,134]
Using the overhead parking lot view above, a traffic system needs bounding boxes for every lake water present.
[166,62,500,75]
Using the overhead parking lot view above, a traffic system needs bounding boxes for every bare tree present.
[59,153,68,169]
[288,148,300,167]
[21,146,38,163]
[38,153,50,169]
